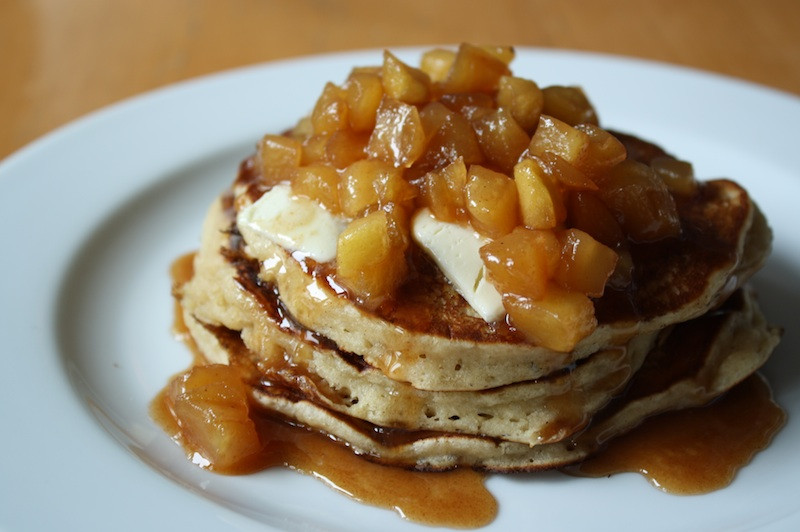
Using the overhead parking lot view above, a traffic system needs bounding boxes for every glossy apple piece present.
[344,70,384,132]
[471,108,530,174]
[420,157,468,222]
[504,285,596,352]
[496,75,543,133]
[336,207,409,308]
[596,159,681,242]
[367,97,426,167]
[465,164,520,237]
[514,157,566,229]
[480,227,560,300]
[541,85,598,126]
[166,364,262,470]
[554,228,618,297]
[382,50,432,104]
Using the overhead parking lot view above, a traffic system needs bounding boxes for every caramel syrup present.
[160,254,785,528]
[567,373,786,494]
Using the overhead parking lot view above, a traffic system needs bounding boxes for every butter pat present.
[237,184,348,263]
[411,209,504,322]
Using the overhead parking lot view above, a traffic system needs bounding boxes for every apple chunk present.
[166,364,262,470]
[504,285,596,352]
[336,208,409,308]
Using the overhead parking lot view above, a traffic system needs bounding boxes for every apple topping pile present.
[251,43,696,352]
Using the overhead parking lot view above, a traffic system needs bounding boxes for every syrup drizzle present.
[568,373,786,494]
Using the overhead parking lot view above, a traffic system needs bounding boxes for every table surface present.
[2,0,799,161]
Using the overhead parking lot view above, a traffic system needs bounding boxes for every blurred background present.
[1,0,798,160]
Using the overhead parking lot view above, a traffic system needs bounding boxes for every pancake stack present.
[174,44,780,472]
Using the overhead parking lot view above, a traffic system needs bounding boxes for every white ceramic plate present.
[1,48,799,531]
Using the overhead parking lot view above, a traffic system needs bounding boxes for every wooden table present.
[2,0,799,160]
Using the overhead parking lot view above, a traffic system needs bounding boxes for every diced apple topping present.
[651,155,697,195]
[418,101,484,169]
[166,364,262,470]
[292,164,342,213]
[470,108,530,174]
[340,159,415,217]
[344,70,384,132]
[514,157,566,229]
[595,159,681,242]
[497,75,543,133]
[465,165,519,237]
[439,43,512,94]
[503,286,596,353]
[528,114,591,167]
[420,48,456,83]
[480,227,560,300]
[257,134,303,184]
[420,157,468,222]
[241,43,697,348]
[366,97,426,167]
[541,86,599,126]
[382,51,432,104]
[336,207,409,308]
[311,82,349,135]
[554,228,618,297]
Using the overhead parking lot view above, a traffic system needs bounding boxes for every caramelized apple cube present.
[336,207,409,308]
[420,157,468,222]
[344,71,384,131]
[541,86,598,126]
[418,102,484,169]
[528,114,591,167]
[541,152,597,191]
[324,129,369,168]
[514,157,566,229]
[420,48,456,82]
[382,51,432,104]
[301,133,329,165]
[257,134,302,184]
[574,123,627,178]
[440,43,511,93]
[504,286,596,352]
[480,227,560,299]
[554,228,618,297]
[292,164,342,213]
[566,190,626,249]
[465,165,519,237]
[650,155,697,195]
[311,82,349,134]
[478,45,515,65]
[471,108,530,174]
[166,364,262,469]
[497,75,543,132]
[340,159,415,217]
[596,159,681,242]
[439,92,496,121]
[366,97,426,167]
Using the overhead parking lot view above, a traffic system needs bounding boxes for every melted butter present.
[567,374,786,494]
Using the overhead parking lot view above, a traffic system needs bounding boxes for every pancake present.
[220,163,768,391]
[179,200,660,445]
[242,288,780,471]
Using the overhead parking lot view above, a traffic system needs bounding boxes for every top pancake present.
[232,173,769,390]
